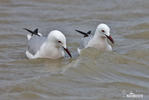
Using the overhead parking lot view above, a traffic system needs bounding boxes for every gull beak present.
[105,34,114,44]
[63,47,72,58]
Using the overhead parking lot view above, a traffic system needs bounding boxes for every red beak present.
[105,35,114,44]
[63,47,72,58]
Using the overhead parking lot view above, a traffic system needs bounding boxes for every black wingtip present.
[87,31,91,34]
[23,28,32,33]
[33,28,38,34]
[23,28,40,36]
[75,29,89,37]
[23,28,34,36]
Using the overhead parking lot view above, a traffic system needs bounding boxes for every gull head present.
[95,23,114,44]
[48,30,72,57]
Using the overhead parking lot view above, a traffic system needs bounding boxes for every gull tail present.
[75,30,91,37]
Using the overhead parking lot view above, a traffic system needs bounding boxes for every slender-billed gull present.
[24,28,72,59]
[76,23,114,54]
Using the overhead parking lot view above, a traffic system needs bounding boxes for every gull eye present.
[101,30,105,33]
[58,41,62,43]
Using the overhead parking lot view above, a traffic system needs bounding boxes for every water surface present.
[0,0,149,99]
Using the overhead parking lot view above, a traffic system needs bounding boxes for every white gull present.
[76,23,114,54]
[24,28,72,59]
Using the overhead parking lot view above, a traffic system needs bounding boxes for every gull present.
[24,28,72,59]
[75,23,114,54]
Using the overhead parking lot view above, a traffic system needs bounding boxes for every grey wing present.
[79,35,93,49]
[27,35,46,55]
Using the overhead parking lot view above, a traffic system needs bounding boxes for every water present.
[0,0,149,99]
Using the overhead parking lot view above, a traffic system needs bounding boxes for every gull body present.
[76,23,114,54]
[24,29,71,59]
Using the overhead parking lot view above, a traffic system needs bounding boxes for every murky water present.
[0,0,149,99]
